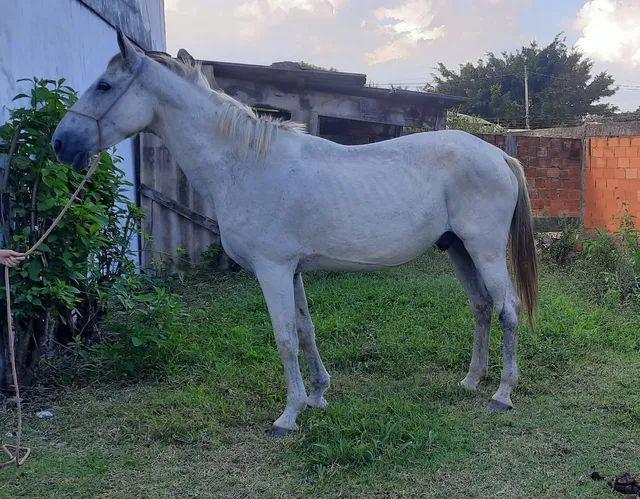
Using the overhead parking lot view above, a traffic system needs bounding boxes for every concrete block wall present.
[585,136,640,230]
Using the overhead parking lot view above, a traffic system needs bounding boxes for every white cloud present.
[233,0,345,40]
[235,0,344,18]
[365,0,445,65]
[575,0,640,65]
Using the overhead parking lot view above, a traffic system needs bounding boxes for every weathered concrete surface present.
[514,121,640,139]
[200,61,462,143]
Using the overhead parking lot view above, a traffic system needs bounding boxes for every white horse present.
[53,31,538,436]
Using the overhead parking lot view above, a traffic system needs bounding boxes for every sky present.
[165,0,640,111]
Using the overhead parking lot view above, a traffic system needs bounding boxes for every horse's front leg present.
[255,262,308,436]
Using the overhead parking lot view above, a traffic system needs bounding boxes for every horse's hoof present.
[306,396,328,409]
[459,377,479,392]
[266,425,295,438]
[488,399,513,413]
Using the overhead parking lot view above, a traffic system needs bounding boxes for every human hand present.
[0,249,26,268]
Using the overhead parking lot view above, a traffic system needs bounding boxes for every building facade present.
[200,60,465,144]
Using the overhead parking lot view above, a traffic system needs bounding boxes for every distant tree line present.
[428,35,618,129]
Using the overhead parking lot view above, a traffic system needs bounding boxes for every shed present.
[200,60,465,143]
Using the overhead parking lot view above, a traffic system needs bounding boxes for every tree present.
[428,35,617,129]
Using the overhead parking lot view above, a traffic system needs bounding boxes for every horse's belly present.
[297,210,446,271]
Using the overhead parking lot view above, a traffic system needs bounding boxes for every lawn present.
[1,250,639,498]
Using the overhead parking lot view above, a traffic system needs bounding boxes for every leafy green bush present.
[446,108,505,134]
[90,275,186,376]
[582,214,639,305]
[0,78,141,389]
[539,214,640,307]
[536,221,582,267]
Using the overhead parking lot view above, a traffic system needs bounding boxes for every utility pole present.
[524,65,530,130]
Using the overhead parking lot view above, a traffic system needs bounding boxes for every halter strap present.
[67,60,145,151]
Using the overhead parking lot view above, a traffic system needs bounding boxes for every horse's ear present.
[177,49,195,65]
[116,29,141,67]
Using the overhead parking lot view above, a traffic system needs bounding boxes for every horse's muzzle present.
[51,132,92,171]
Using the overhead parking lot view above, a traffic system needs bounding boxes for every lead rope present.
[1,155,99,469]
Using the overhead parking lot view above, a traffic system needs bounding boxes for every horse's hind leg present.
[464,241,520,412]
[294,273,330,408]
[446,236,493,391]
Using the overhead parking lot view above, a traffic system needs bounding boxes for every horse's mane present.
[116,51,307,160]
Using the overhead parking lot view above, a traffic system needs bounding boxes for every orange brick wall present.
[585,136,640,230]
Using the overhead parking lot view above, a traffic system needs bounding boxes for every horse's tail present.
[504,155,538,327]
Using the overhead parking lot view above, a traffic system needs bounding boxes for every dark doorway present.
[252,104,292,121]
[318,116,403,145]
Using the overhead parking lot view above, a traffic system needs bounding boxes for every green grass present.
[1,250,639,498]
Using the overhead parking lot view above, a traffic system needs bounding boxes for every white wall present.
[1,0,165,254]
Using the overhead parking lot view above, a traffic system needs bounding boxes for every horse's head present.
[52,30,156,170]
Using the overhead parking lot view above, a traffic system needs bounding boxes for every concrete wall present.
[1,0,165,252]
[206,71,445,136]
[514,121,640,139]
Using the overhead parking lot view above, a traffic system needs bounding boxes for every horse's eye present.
[97,81,111,91]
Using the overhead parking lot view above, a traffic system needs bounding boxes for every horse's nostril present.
[53,139,62,153]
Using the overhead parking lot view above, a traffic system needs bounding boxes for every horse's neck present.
[150,86,238,206]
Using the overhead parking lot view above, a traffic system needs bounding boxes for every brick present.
[550,157,562,168]
[603,147,615,158]
[559,169,571,179]
[566,200,580,212]
[531,199,544,209]
[607,157,619,168]
[591,138,605,148]
[615,146,627,157]
[615,169,627,179]
[626,168,638,179]
[591,157,606,168]
[564,179,581,189]
[607,137,620,146]
[631,137,640,146]
[619,137,631,147]
[550,138,563,155]
[547,168,560,178]
[631,157,640,168]
[618,157,631,168]
[591,147,604,158]
[627,146,639,157]
[566,190,581,201]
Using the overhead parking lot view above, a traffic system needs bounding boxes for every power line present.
[372,66,640,90]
